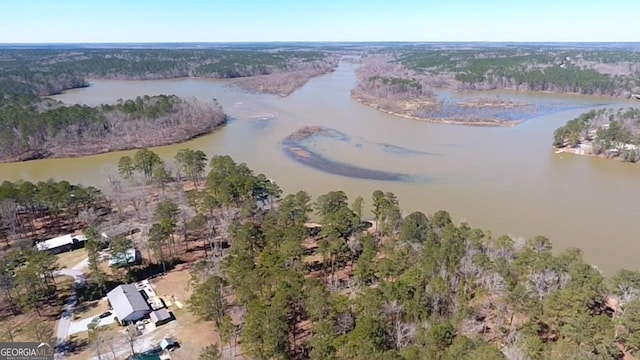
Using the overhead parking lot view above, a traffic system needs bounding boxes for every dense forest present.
[0,178,103,322]
[396,47,640,96]
[4,148,638,359]
[184,158,640,360]
[0,94,226,161]
[553,108,640,162]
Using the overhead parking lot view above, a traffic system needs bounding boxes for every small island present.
[553,108,640,163]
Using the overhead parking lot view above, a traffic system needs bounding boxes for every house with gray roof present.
[106,284,150,324]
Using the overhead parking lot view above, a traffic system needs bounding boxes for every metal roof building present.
[106,284,150,323]
[150,308,172,326]
[36,234,87,253]
[160,338,176,351]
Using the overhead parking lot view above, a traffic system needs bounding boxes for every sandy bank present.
[553,143,638,164]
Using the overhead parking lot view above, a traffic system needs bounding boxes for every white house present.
[35,234,87,253]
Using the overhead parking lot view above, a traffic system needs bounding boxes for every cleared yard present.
[55,248,88,269]
[54,262,245,358]
[62,265,227,359]
[149,263,192,302]
[149,265,237,358]
[169,306,225,359]
[65,331,90,360]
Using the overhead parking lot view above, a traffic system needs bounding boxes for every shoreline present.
[78,66,337,98]
[553,144,638,164]
[1,121,226,164]
[59,75,304,98]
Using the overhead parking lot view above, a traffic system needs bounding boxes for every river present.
[1,62,639,274]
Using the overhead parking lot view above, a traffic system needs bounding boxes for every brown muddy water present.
[1,62,639,274]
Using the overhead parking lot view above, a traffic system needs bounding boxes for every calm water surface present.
[1,63,639,274]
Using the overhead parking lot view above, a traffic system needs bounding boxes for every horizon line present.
[2,40,640,45]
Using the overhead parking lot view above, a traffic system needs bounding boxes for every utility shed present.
[107,284,150,323]
[160,337,177,351]
[150,308,172,326]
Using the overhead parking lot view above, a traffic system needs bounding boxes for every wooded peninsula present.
[0,94,226,162]
[553,108,640,163]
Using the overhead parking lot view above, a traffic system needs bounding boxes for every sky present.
[1,0,639,43]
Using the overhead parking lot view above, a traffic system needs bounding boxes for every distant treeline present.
[0,48,338,99]
[396,48,640,97]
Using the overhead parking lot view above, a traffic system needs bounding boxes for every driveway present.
[54,257,89,359]
[56,268,86,285]
[68,312,117,335]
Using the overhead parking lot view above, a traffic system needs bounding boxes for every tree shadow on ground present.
[130,259,186,282]
[57,334,90,355]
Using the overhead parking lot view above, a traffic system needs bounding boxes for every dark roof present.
[150,308,171,323]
